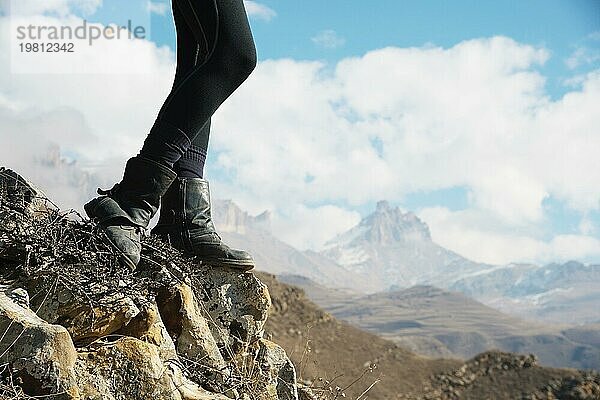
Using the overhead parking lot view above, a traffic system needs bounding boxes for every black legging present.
[140,0,257,177]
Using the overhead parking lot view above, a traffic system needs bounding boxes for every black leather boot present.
[84,156,177,270]
[151,178,255,271]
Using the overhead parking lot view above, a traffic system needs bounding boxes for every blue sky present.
[147,0,599,99]
[2,0,599,265]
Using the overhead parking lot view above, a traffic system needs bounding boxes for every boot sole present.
[195,256,255,272]
[151,232,255,271]
[118,254,138,272]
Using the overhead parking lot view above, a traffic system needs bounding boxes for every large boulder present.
[190,267,271,355]
[0,286,79,399]
[31,285,140,343]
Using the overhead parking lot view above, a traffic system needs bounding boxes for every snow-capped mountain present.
[319,201,599,323]
[450,261,600,324]
[212,199,599,324]
[321,200,489,289]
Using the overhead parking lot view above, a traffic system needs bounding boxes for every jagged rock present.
[156,282,226,370]
[117,301,178,362]
[74,336,229,400]
[57,299,233,400]
[0,287,79,399]
[75,337,183,399]
[115,302,230,399]
[31,284,140,343]
[251,339,298,400]
[191,267,271,356]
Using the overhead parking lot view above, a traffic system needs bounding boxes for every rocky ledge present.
[0,168,308,400]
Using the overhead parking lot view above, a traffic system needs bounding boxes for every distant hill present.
[279,275,600,370]
[258,272,600,399]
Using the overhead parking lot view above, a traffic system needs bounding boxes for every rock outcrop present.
[417,351,600,400]
[0,168,303,400]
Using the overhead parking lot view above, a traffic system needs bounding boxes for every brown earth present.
[257,272,600,400]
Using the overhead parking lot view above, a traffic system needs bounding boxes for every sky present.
[0,0,599,265]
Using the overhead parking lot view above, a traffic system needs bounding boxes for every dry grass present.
[0,364,35,400]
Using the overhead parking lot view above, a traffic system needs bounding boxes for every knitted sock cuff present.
[175,145,207,179]
[140,120,192,166]
[180,144,207,163]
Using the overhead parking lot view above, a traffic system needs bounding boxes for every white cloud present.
[0,11,175,209]
[213,37,580,216]
[418,207,544,264]
[418,207,600,265]
[209,36,599,258]
[243,1,276,21]
[549,235,600,261]
[147,1,168,16]
[565,31,600,70]
[566,47,600,69]
[311,29,345,49]
[271,204,361,251]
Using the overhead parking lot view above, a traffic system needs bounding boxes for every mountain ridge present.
[211,198,599,325]
[278,275,599,370]
[259,272,600,399]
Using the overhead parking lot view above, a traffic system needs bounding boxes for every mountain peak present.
[362,201,431,244]
[376,200,392,212]
[212,199,271,234]
[325,201,432,249]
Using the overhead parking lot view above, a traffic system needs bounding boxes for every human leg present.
[140,0,256,169]
[150,0,257,269]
